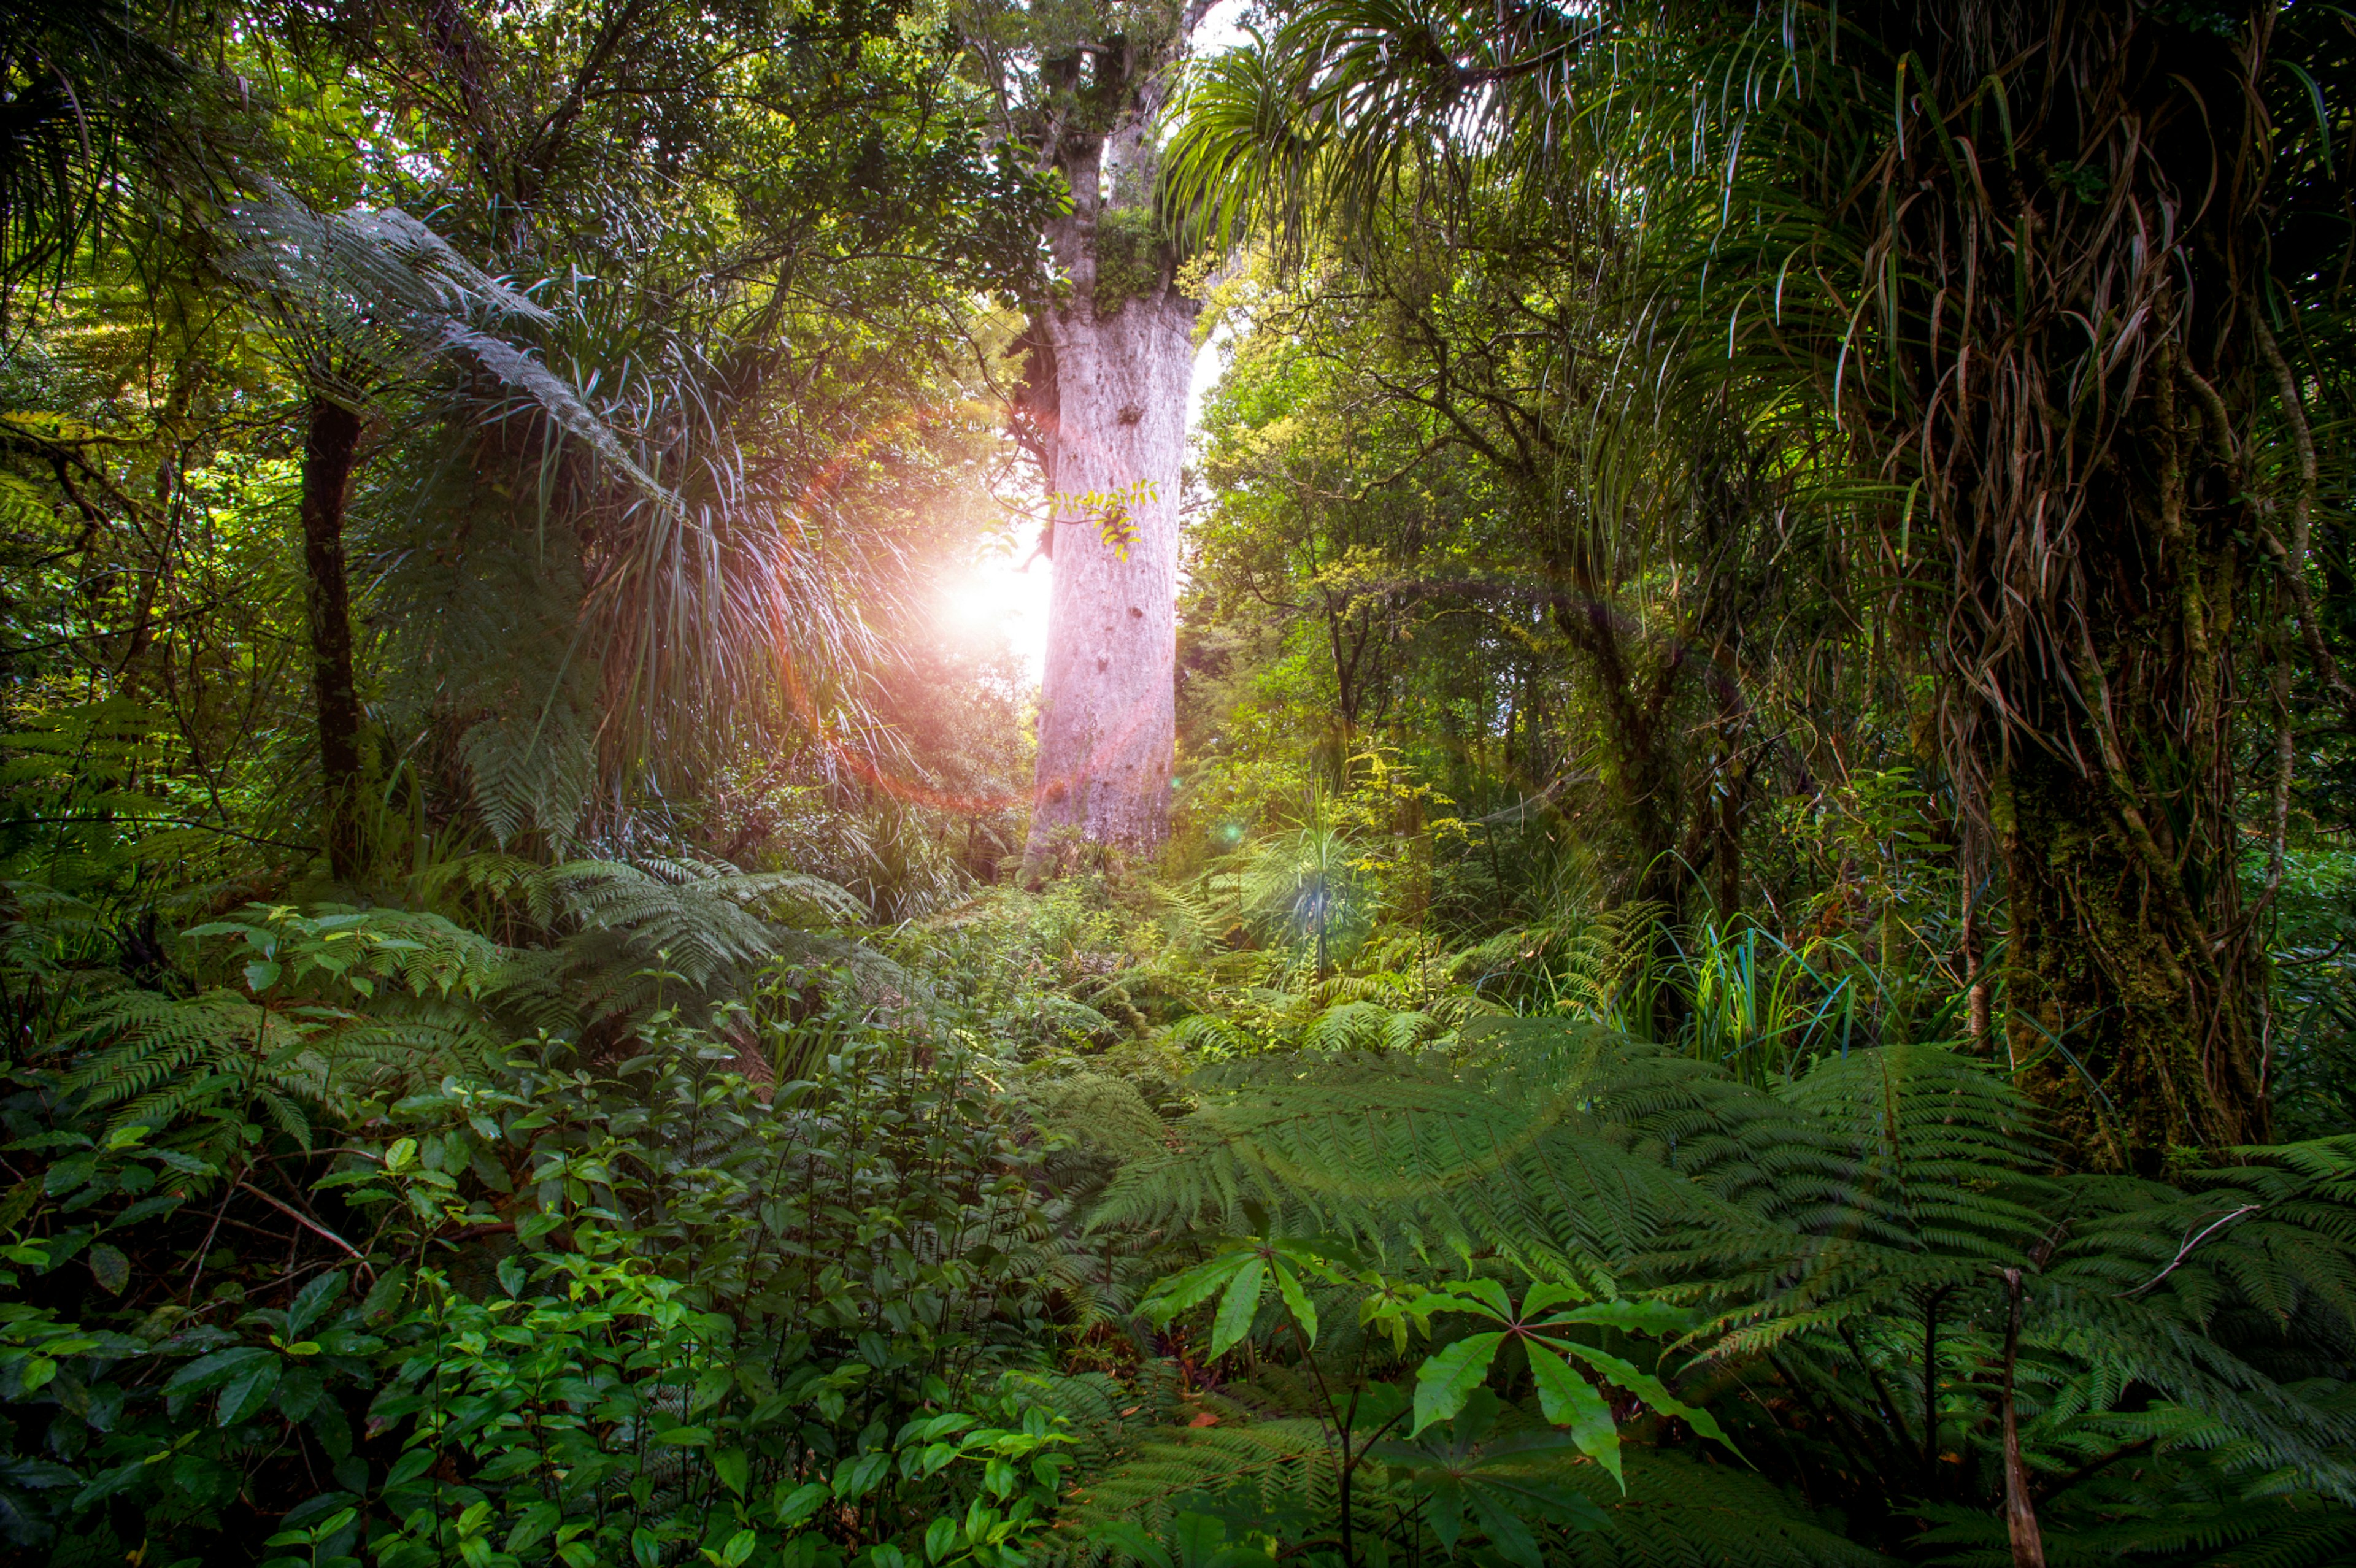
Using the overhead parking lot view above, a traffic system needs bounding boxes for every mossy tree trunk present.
[1835,1,2280,1166]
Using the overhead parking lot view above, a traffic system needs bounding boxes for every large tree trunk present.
[299,394,366,882]
[1025,295,1193,873]
[1847,1,2277,1166]
[1017,67,1198,880]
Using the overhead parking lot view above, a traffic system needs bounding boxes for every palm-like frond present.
[219,185,667,507]
[1160,0,1601,254]
[0,1,228,316]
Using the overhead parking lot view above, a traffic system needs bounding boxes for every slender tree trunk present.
[300,394,366,881]
[1018,67,1198,880]
[2000,1269,2046,1568]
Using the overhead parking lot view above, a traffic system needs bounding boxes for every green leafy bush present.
[0,975,1090,1567]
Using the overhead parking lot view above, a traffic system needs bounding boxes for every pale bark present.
[1018,72,1199,878]
[1026,294,1193,870]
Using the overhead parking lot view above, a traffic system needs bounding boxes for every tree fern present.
[455,690,598,850]
[1436,899,1666,1022]
[220,185,668,502]
[1061,1412,1343,1557]
[1094,1018,2356,1549]
[1063,1401,1890,1568]
[53,903,514,1152]
[57,986,314,1145]
[1093,1021,1723,1286]
[1025,1073,1171,1165]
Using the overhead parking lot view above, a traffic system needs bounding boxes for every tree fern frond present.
[1061,1415,1340,1555]
[1025,1074,1169,1163]
[460,707,595,847]
[1095,1023,1719,1285]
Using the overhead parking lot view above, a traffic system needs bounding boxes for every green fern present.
[1062,1398,1889,1568]
[458,707,596,848]
[1095,1019,2356,1552]
[58,985,320,1148]
[1061,1411,1342,1556]
[53,902,515,1151]
[1094,1020,1725,1286]
[1025,1072,1171,1164]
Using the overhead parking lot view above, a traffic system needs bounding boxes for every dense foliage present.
[2,2,2354,1567]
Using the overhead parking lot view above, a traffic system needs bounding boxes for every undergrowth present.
[0,835,2349,1568]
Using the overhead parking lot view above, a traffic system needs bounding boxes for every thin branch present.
[2253,320,2356,728]
[2115,1204,2262,1299]
[236,1178,373,1277]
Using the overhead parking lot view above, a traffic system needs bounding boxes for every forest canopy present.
[1,3,2354,1567]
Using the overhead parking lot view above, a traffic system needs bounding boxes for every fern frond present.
[1094,1023,1724,1286]
[1025,1073,1170,1163]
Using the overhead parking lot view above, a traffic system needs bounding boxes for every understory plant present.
[0,977,1093,1568]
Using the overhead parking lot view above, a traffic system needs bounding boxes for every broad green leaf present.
[1526,1342,1621,1488]
[714,1447,749,1498]
[1467,1487,1544,1568]
[167,1345,273,1394]
[506,1502,563,1555]
[834,1449,890,1499]
[1544,1299,1695,1336]
[1411,1331,1504,1435]
[1519,1281,1588,1316]
[1348,1379,1411,1433]
[386,1449,436,1487]
[1555,1341,1740,1454]
[274,1364,324,1421]
[1277,1234,1369,1274]
[1272,1258,1319,1345]
[287,1270,346,1337]
[1088,1521,1170,1568]
[774,1481,829,1526]
[87,1243,128,1295]
[1208,1256,1266,1358]
[217,1358,282,1426]
[1443,1278,1514,1320]
[1203,1546,1275,1568]
[1421,1475,1466,1552]
[1171,1511,1230,1568]
[1142,1250,1253,1324]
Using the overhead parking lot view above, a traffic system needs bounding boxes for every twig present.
[235,1179,373,1278]
[184,1181,237,1301]
[2038,1435,2156,1501]
[2275,932,2354,968]
[2115,1204,2262,1299]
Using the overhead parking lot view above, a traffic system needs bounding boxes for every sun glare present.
[941,547,1053,682]
[934,329,1224,687]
